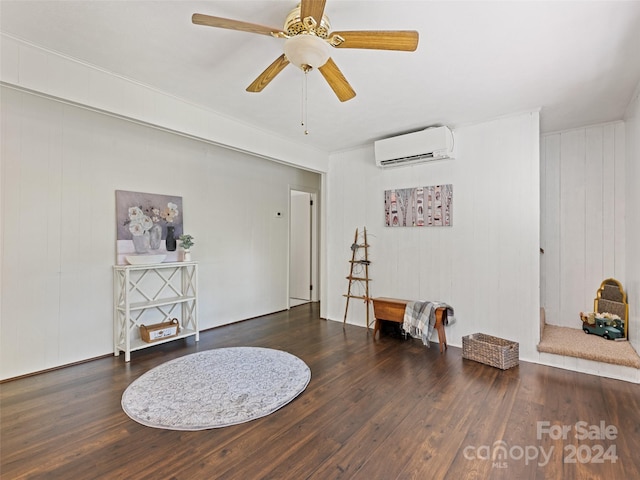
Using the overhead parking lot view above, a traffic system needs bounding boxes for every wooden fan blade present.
[318,58,356,102]
[246,54,290,93]
[192,13,282,37]
[300,0,327,23]
[330,30,419,51]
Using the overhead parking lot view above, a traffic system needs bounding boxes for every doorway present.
[289,189,317,307]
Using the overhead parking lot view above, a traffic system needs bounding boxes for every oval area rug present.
[121,347,311,430]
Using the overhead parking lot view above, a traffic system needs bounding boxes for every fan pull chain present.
[301,69,309,135]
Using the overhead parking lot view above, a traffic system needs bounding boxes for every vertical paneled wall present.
[624,87,640,352]
[0,87,320,380]
[0,35,328,172]
[540,122,626,328]
[326,112,541,360]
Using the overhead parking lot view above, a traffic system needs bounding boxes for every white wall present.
[289,190,312,301]
[326,112,541,361]
[540,123,626,329]
[0,34,328,173]
[625,82,640,352]
[0,87,320,380]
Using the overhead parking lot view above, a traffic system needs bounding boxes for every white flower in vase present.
[128,206,145,221]
[161,202,180,223]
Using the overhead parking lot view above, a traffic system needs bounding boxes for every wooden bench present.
[371,297,448,353]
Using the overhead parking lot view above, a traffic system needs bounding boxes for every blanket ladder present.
[343,227,372,329]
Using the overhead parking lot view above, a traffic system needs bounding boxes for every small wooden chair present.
[594,278,628,339]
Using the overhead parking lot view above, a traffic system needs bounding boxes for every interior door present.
[289,190,311,305]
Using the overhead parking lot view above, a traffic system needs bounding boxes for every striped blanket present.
[402,301,454,347]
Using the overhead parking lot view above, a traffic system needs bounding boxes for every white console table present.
[113,262,198,362]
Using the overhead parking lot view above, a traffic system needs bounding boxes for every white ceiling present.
[2,1,640,154]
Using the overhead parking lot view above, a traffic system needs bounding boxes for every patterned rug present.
[121,347,311,430]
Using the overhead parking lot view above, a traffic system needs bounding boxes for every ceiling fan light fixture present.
[284,34,330,70]
[192,2,419,103]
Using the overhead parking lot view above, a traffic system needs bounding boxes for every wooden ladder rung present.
[343,294,370,300]
[344,227,372,329]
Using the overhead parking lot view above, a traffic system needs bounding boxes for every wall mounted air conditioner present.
[374,126,454,168]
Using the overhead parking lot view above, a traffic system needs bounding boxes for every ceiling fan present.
[192,0,419,102]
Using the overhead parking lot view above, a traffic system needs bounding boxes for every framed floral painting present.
[115,190,183,264]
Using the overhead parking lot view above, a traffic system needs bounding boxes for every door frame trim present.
[288,186,319,307]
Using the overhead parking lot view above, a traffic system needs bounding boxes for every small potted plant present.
[178,234,194,261]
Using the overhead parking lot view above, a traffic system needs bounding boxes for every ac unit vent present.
[374,126,454,168]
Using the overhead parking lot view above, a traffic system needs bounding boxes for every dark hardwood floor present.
[2,303,639,479]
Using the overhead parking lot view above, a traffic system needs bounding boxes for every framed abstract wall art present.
[384,184,452,227]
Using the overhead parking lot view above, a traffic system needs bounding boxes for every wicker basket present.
[462,333,519,370]
[140,318,180,343]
